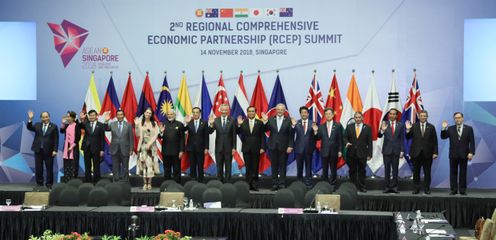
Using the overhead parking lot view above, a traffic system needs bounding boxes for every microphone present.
[303,189,321,213]
[414,224,454,240]
[128,215,140,240]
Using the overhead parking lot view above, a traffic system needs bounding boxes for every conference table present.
[396,212,457,239]
[0,206,398,240]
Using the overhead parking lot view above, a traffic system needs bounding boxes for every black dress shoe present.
[383,189,391,194]
[359,188,367,193]
[424,190,431,195]
[412,190,420,194]
[460,191,467,195]
[449,191,457,195]
[271,186,279,191]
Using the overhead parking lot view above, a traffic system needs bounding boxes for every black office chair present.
[219,183,237,208]
[336,183,357,210]
[289,180,307,195]
[273,189,295,208]
[184,180,199,198]
[202,188,223,204]
[67,178,83,188]
[57,186,80,206]
[337,181,358,194]
[95,178,111,187]
[48,183,67,205]
[288,184,305,208]
[190,183,208,206]
[206,179,223,189]
[104,182,123,206]
[165,184,184,193]
[233,181,250,208]
[78,183,94,205]
[160,179,178,191]
[304,189,319,208]
[87,186,108,207]
[118,181,132,206]
[313,181,334,193]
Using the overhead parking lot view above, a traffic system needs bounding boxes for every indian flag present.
[340,72,363,127]
[235,8,249,18]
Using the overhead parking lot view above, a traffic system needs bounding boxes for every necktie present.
[222,118,226,129]
[303,121,307,135]
[91,122,95,134]
[118,122,123,134]
[327,122,331,138]
[457,126,461,140]
[249,120,254,134]
[356,124,360,139]
[42,124,47,135]
[391,121,395,136]
[421,123,425,137]
[195,120,199,133]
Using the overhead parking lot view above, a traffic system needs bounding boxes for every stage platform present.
[1,176,495,229]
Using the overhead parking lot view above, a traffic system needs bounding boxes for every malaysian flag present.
[205,8,219,18]
[401,70,424,171]
[279,8,293,17]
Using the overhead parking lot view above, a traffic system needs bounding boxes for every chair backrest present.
[78,183,94,205]
[48,183,67,205]
[233,181,250,203]
[160,180,179,192]
[87,186,108,207]
[337,182,358,194]
[118,181,132,206]
[165,184,184,193]
[190,183,208,206]
[57,186,80,206]
[315,194,340,210]
[104,182,123,206]
[336,190,356,210]
[273,189,295,208]
[67,178,83,188]
[95,178,111,187]
[304,189,319,208]
[184,180,199,198]
[313,181,333,193]
[219,183,237,208]
[480,219,494,240]
[288,185,305,208]
[23,192,49,206]
[206,180,223,189]
[159,192,185,207]
[202,188,223,204]
[289,181,307,195]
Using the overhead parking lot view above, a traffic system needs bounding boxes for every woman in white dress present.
[135,107,159,190]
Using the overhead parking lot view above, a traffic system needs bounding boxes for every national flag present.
[400,70,424,172]
[99,75,121,169]
[266,8,278,17]
[220,8,234,18]
[209,72,231,174]
[304,72,325,172]
[231,72,249,172]
[120,73,138,172]
[80,72,102,176]
[363,72,383,174]
[279,8,293,17]
[235,8,249,18]
[195,9,204,18]
[251,9,263,18]
[250,73,270,174]
[205,8,219,18]
[324,71,346,169]
[375,70,404,176]
[175,73,193,171]
[193,72,215,175]
[156,74,174,123]
[136,72,158,118]
[340,72,363,171]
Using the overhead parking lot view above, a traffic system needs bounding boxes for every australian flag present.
[304,74,325,173]
[205,8,219,18]
[279,8,293,17]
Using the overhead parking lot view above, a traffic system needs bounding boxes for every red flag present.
[121,73,138,123]
[249,74,271,173]
[212,73,230,117]
[323,72,346,168]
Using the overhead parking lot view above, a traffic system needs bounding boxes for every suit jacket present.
[405,122,438,159]
[208,116,237,153]
[293,119,316,154]
[80,120,105,154]
[378,121,404,155]
[104,121,134,156]
[264,116,294,151]
[441,124,475,159]
[60,121,81,152]
[315,121,343,158]
[344,123,372,159]
[237,118,266,153]
[27,121,59,153]
[160,120,185,156]
[185,119,209,152]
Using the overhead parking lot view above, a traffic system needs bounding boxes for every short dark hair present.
[116,109,124,115]
[40,111,50,117]
[354,111,363,117]
[389,108,398,114]
[418,110,428,116]
[299,106,309,113]
[324,107,334,113]
[88,109,98,115]
[67,111,77,119]
[247,106,256,112]
[192,107,201,113]
[453,112,464,117]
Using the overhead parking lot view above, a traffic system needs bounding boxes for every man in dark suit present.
[103,109,134,182]
[184,107,209,183]
[344,111,372,192]
[378,108,404,193]
[292,106,316,187]
[405,110,438,194]
[79,110,105,183]
[441,112,475,195]
[313,107,343,187]
[262,103,294,190]
[208,104,237,182]
[159,109,185,183]
[27,110,59,188]
[237,106,265,190]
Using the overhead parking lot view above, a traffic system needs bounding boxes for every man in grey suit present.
[378,108,404,193]
[104,109,134,182]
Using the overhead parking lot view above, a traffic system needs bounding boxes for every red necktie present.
[391,122,395,136]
